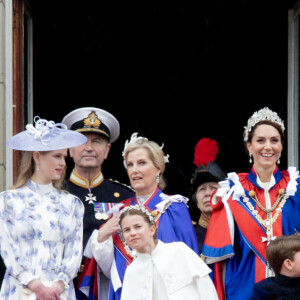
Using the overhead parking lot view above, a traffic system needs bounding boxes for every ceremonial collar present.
[69,170,104,188]
[130,187,160,208]
[129,188,189,215]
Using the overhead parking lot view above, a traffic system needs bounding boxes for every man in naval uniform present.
[62,107,134,299]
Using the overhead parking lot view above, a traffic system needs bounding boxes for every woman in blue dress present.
[79,132,199,300]
[0,117,87,300]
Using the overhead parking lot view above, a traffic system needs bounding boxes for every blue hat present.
[61,107,120,143]
[6,116,88,151]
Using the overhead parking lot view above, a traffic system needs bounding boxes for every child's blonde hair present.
[119,206,158,240]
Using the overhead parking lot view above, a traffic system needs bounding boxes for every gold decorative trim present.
[84,112,101,127]
[70,170,104,188]
[76,128,109,138]
[198,213,210,229]
[243,190,288,243]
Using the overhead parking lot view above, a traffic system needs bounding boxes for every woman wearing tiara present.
[80,133,199,300]
[0,117,87,300]
[202,107,300,300]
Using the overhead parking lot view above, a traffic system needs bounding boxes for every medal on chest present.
[86,192,96,204]
[94,202,108,220]
[93,202,118,220]
[85,185,97,204]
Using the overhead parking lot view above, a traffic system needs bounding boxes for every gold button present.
[249,190,255,197]
[151,211,158,217]
[114,192,120,198]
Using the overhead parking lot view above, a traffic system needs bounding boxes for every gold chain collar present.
[243,188,288,243]
[248,189,285,214]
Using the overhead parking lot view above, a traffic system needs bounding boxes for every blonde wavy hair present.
[124,139,166,191]
[10,151,66,190]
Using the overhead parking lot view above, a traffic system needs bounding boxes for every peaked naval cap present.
[62,107,120,143]
[6,116,88,151]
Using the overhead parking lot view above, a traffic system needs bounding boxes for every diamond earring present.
[249,152,253,164]
[156,174,160,183]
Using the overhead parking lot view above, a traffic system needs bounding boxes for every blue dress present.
[0,180,84,299]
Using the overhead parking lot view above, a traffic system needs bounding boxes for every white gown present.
[121,240,218,300]
[0,180,84,299]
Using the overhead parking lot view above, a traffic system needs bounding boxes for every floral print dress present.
[0,180,84,299]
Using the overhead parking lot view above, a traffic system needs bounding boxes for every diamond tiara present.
[122,132,169,168]
[243,107,285,142]
[118,205,155,226]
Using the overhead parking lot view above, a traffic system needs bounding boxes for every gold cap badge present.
[84,112,101,128]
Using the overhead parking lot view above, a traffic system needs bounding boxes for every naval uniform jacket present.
[65,171,134,300]
[65,170,134,250]
[202,166,300,300]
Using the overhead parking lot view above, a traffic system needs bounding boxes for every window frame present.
[288,2,300,169]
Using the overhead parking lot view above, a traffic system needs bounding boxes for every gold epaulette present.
[109,178,135,192]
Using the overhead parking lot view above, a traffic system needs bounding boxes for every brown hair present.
[124,138,166,190]
[10,151,66,190]
[266,234,300,274]
[243,120,285,154]
[119,208,158,240]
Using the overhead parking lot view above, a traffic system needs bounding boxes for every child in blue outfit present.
[250,234,300,300]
